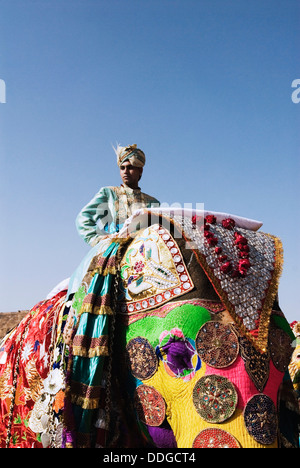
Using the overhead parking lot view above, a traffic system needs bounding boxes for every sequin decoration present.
[195,321,239,368]
[134,385,166,427]
[173,214,283,352]
[269,325,294,373]
[243,394,277,445]
[126,337,158,380]
[193,375,238,423]
[239,336,270,392]
[192,428,240,448]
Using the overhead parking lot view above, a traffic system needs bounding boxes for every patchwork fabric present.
[123,298,297,448]
[1,216,298,449]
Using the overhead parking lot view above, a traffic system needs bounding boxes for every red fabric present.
[0,291,66,448]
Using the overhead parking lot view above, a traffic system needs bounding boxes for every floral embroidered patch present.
[134,385,166,427]
[192,375,238,423]
[195,321,239,368]
[192,428,240,448]
[243,394,277,445]
[126,337,158,380]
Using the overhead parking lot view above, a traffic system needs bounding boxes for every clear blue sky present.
[0,0,299,323]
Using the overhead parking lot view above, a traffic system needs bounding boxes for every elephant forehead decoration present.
[174,214,283,352]
[119,225,194,314]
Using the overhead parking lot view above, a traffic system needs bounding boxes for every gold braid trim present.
[67,379,103,410]
[88,237,131,278]
[72,345,109,358]
[79,304,113,316]
[70,393,100,410]
[92,266,118,277]
[256,234,284,351]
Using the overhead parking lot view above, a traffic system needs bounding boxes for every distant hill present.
[0,311,29,340]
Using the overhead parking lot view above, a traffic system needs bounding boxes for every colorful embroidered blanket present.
[118,210,283,352]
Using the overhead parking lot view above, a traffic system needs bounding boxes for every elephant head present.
[113,212,297,448]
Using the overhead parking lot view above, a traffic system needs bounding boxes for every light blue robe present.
[67,185,160,297]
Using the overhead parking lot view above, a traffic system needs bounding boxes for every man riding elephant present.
[76,143,160,246]
[60,143,161,448]
[0,144,299,449]
[67,143,160,300]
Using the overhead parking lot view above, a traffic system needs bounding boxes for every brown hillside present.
[0,311,29,340]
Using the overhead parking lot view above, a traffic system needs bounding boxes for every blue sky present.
[0,0,299,323]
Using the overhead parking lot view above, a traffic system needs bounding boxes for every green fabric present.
[125,304,211,348]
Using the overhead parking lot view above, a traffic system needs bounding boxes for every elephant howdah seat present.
[0,209,299,448]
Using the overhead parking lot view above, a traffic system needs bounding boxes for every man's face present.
[120,161,143,189]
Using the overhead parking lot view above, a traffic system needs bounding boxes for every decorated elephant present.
[0,209,299,448]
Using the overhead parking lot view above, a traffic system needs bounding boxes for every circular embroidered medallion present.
[269,326,293,373]
[192,375,238,423]
[134,385,166,427]
[126,337,158,380]
[244,394,277,445]
[195,321,239,368]
[192,428,240,448]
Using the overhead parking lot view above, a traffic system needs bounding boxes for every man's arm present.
[76,187,112,246]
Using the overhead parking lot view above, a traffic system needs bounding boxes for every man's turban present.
[113,143,146,168]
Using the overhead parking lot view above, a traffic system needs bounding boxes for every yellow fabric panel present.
[144,361,277,448]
